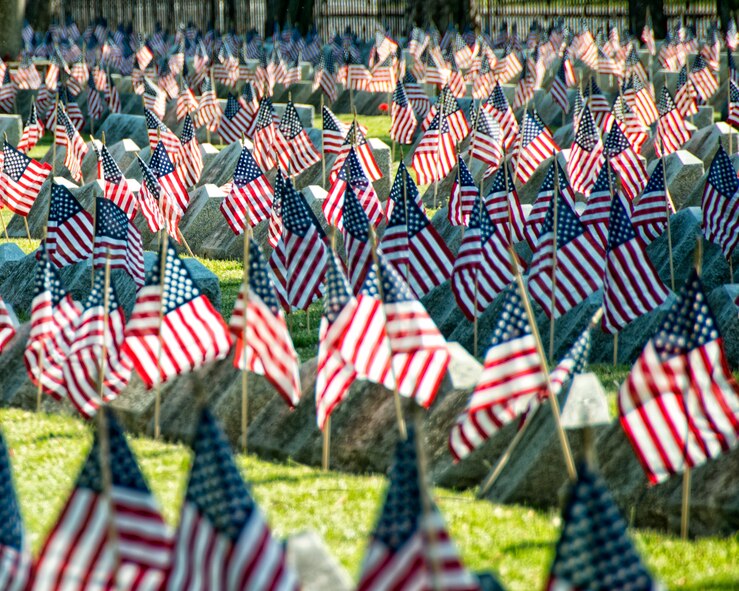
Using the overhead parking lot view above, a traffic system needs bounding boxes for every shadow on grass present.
[502,540,553,554]
[679,583,739,591]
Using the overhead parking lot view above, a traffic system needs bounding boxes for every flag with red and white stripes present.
[602,193,671,334]
[690,54,719,103]
[528,188,606,318]
[321,105,350,154]
[176,85,198,121]
[580,162,616,250]
[167,408,298,590]
[123,240,232,388]
[675,65,698,118]
[178,113,203,188]
[362,254,450,408]
[604,122,648,200]
[403,72,430,120]
[0,141,51,217]
[624,74,658,127]
[612,97,648,155]
[61,270,133,418]
[220,142,272,234]
[135,156,169,235]
[94,197,145,288]
[56,104,88,184]
[217,93,251,144]
[145,108,181,163]
[728,79,739,128]
[32,411,174,590]
[229,239,300,407]
[631,159,675,245]
[379,176,453,298]
[513,109,558,184]
[275,101,320,175]
[568,106,604,196]
[468,108,503,171]
[452,191,516,321]
[17,102,44,154]
[150,141,189,212]
[269,177,328,310]
[0,295,15,354]
[655,86,691,157]
[340,185,374,293]
[252,96,278,172]
[23,250,82,400]
[358,428,482,591]
[94,141,137,220]
[412,111,456,185]
[619,271,739,484]
[485,162,526,244]
[329,120,382,183]
[702,145,739,259]
[449,285,547,461]
[523,161,576,250]
[45,182,94,268]
[325,148,384,230]
[448,157,478,226]
[390,81,418,144]
[386,161,422,220]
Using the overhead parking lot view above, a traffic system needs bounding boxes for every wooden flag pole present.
[320,94,326,187]
[369,226,407,440]
[549,158,560,361]
[154,231,168,439]
[177,230,195,258]
[206,68,213,145]
[322,228,341,471]
[240,225,251,452]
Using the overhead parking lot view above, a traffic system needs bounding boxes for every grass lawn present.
[2,407,737,590]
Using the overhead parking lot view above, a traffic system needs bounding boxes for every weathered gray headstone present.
[0,114,23,145]
[286,531,353,591]
[646,150,704,209]
[96,114,149,148]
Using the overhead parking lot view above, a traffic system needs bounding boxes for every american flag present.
[619,271,739,484]
[412,111,455,186]
[369,55,396,94]
[602,192,670,334]
[358,427,481,591]
[124,240,232,388]
[675,65,698,118]
[597,47,623,79]
[61,270,133,418]
[513,109,558,184]
[196,77,221,132]
[23,250,82,399]
[452,192,515,321]
[448,157,477,226]
[178,113,203,188]
[46,182,94,268]
[624,74,658,127]
[86,70,103,119]
[106,73,121,113]
[313,51,337,103]
[136,42,154,69]
[495,47,523,84]
[94,197,145,288]
[13,56,41,90]
[341,185,373,292]
[93,141,137,220]
[583,78,613,133]
[324,148,384,230]
[612,97,648,155]
[547,462,658,590]
[528,188,605,318]
[702,145,739,259]
[221,142,272,234]
[523,161,576,250]
[0,296,16,354]
[32,411,174,589]
[0,140,52,216]
[364,253,450,407]
[142,77,166,119]
[468,108,503,171]
[168,408,298,590]
[580,162,615,250]
[275,101,320,175]
[239,82,260,135]
[269,177,328,310]
[145,108,181,163]
[403,72,430,119]
[0,70,15,114]
[136,155,174,238]
[691,54,718,104]
[316,252,367,426]
[546,319,595,401]
[322,105,350,154]
[625,46,648,83]
[217,93,251,144]
[449,284,547,461]
[176,85,198,121]
[512,63,535,110]
[568,105,604,196]
[729,80,739,128]
[0,430,31,591]
[435,87,471,143]
[380,177,453,298]
[386,161,422,220]
[150,141,189,213]
[252,96,278,172]
[17,102,44,153]
[631,159,675,245]
[604,122,648,200]
[551,59,571,113]
[655,86,691,157]
[390,81,418,145]
[267,170,287,248]
[642,24,656,55]
[486,161,526,244]
[229,239,301,407]
[329,121,382,183]
[56,104,88,184]
[472,52,495,100]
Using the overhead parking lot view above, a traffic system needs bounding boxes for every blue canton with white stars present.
[343,185,370,242]
[707,146,739,198]
[186,408,258,542]
[138,156,161,200]
[84,267,121,313]
[281,177,325,239]
[657,87,677,117]
[95,197,128,241]
[150,142,176,178]
[387,186,430,238]
[366,254,414,304]
[323,251,353,323]
[145,108,166,132]
[604,124,630,158]
[248,239,281,314]
[540,186,585,246]
[224,94,242,121]
[607,194,636,251]
[100,144,123,184]
[392,81,409,108]
[592,162,615,194]
[488,161,515,197]
[575,107,600,151]
[653,271,720,362]
[33,249,68,304]
[489,286,531,347]
[278,102,305,139]
[488,83,511,112]
[76,411,150,493]
[49,183,85,224]
[2,141,31,182]
[521,110,547,148]
[180,114,195,144]
[233,145,264,187]
[256,97,275,130]
[388,162,419,206]
[144,240,201,314]
[469,193,495,244]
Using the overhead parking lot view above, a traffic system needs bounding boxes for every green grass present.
[1,407,736,590]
